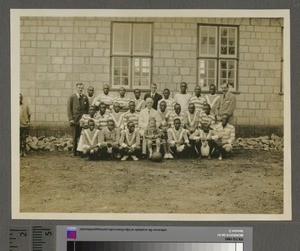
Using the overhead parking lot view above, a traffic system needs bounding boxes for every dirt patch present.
[20,150,283,214]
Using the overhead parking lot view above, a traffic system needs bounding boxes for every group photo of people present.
[65,81,236,162]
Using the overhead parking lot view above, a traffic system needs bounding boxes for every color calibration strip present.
[67,242,243,251]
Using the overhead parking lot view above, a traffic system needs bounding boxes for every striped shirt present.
[81,128,101,149]
[158,110,171,128]
[120,129,141,148]
[100,127,120,145]
[169,111,186,127]
[123,111,140,128]
[110,111,125,129]
[189,128,213,141]
[79,114,97,128]
[92,94,115,108]
[199,111,216,126]
[205,94,220,115]
[174,93,192,112]
[184,110,200,132]
[189,95,207,112]
[133,98,146,112]
[157,98,176,113]
[94,112,111,130]
[114,97,132,112]
[167,127,189,145]
[212,122,235,145]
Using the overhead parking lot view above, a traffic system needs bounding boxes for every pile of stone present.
[26,136,73,152]
[233,134,283,152]
[25,134,284,153]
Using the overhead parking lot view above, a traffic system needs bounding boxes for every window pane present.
[112,23,131,55]
[199,26,217,56]
[219,27,237,57]
[198,59,216,91]
[112,57,130,88]
[219,60,237,90]
[133,24,152,55]
[132,57,151,88]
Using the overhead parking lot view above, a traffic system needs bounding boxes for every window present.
[111,22,152,89]
[198,25,238,92]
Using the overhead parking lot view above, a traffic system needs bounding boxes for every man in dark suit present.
[143,83,162,110]
[67,82,90,157]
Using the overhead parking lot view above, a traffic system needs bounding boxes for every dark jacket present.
[144,92,162,110]
[67,93,89,124]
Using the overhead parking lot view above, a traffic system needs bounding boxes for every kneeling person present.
[189,123,214,159]
[99,119,120,159]
[211,114,235,160]
[81,119,101,160]
[167,118,191,158]
[119,122,141,161]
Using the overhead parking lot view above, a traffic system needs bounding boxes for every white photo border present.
[11,9,291,221]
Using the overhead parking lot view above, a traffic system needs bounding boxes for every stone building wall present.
[20,17,284,137]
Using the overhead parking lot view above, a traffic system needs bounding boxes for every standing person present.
[20,93,31,157]
[144,83,162,110]
[216,83,236,124]
[174,82,192,112]
[92,84,115,111]
[144,118,162,158]
[67,82,89,157]
[87,86,95,105]
[205,84,220,116]
[189,85,207,112]
[114,87,131,112]
[133,88,146,112]
[157,88,176,113]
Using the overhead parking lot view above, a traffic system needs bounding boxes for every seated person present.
[144,117,162,158]
[110,102,125,131]
[189,123,214,159]
[92,84,115,111]
[114,87,131,112]
[79,105,97,129]
[169,103,185,128]
[133,88,146,112]
[184,103,200,135]
[94,102,111,130]
[167,118,191,158]
[119,121,141,161]
[123,101,140,129]
[211,114,235,160]
[158,101,173,159]
[99,119,120,159]
[157,88,176,113]
[81,119,101,160]
[199,103,216,126]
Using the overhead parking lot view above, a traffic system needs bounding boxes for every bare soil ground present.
[20,149,283,214]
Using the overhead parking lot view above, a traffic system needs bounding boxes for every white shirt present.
[174,93,192,111]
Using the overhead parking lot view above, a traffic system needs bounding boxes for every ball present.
[151,152,163,162]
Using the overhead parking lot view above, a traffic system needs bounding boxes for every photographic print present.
[11,9,291,220]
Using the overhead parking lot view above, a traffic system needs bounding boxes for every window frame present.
[197,23,239,93]
[111,22,153,90]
